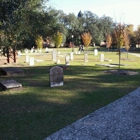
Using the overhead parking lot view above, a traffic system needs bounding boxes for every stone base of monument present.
[0,67,24,75]
[0,80,22,90]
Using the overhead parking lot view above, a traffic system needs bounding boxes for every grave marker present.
[49,66,64,87]
[100,54,104,62]
[70,52,73,60]
[29,57,34,66]
[0,79,22,90]
[65,55,70,65]
[94,49,98,56]
[84,53,88,62]
[52,50,57,61]
[25,55,30,63]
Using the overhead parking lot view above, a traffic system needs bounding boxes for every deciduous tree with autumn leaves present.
[81,32,92,52]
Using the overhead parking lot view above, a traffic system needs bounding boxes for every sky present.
[47,0,140,30]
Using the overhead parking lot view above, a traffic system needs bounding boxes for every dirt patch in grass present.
[104,70,139,75]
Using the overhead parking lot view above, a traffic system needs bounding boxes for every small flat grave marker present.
[0,79,22,90]
[0,67,24,75]
[49,66,64,87]
[110,63,128,66]
[35,59,44,62]
[104,59,112,62]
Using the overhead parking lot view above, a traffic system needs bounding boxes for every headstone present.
[57,59,60,64]
[0,67,24,75]
[94,49,98,56]
[18,51,21,57]
[58,51,60,54]
[25,49,28,53]
[29,57,34,66]
[30,48,33,53]
[45,47,49,53]
[100,54,104,62]
[25,55,30,63]
[52,50,57,62]
[136,44,138,48]
[65,55,70,65]
[38,49,42,53]
[49,66,64,87]
[70,52,73,60]
[0,80,22,90]
[84,53,88,62]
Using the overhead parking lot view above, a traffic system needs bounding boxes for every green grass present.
[0,47,140,140]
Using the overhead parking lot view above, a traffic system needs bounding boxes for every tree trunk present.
[6,48,10,63]
[13,46,17,63]
[119,47,121,71]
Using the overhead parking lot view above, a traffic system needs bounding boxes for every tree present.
[53,31,63,48]
[124,32,130,59]
[113,23,129,70]
[0,0,48,63]
[81,32,92,52]
[106,34,112,50]
[35,35,43,50]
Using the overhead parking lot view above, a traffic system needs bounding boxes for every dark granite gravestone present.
[0,67,24,75]
[0,80,22,90]
[49,66,64,87]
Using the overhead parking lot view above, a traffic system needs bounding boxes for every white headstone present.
[100,54,104,62]
[45,47,49,53]
[57,59,60,64]
[52,50,57,61]
[18,51,21,57]
[25,49,28,54]
[58,51,60,54]
[38,49,42,53]
[29,57,34,66]
[25,55,30,63]
[70,52,73,60]
[94,49,98,56]
[84,54,88,62]
[65,55,70,65]
[30,49,33,53]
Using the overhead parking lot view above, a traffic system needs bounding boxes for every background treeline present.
[0,0,140,51]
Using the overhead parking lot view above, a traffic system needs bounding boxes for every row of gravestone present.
[0,66,64,90]
[24,49,104,66]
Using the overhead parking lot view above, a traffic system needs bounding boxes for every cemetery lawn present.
[0,47,140,140]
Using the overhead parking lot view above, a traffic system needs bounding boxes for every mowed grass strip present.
[0,47,140,140]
